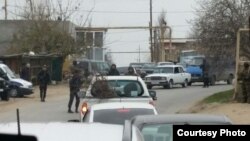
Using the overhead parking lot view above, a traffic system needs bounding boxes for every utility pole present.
[149,0,153,62]
[4,0,7,20]
[138,45,141,63]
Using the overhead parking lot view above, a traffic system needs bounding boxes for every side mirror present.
[77,90,86,98]
[148,90,157,100]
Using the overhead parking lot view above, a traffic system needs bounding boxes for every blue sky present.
[0,0,197,66]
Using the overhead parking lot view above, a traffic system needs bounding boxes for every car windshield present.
[142,64,155,69]
[3,66,16,79]
[117,67,128,74]
[159,62,173,66]
[153,67,173,74]
[91,80,144,98]
[93,108,154,125]
[141,124,173,141]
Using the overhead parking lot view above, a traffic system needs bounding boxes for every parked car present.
[79,76,157,113]
[0,63,33,97]
[144,65,191,89]
[0,122,143,141]
[140,64,156,79]
[81,102,158,124]
[0,77,9,101]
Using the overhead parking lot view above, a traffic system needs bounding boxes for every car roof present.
[95,76,142,81]
[90,102,156,111]
[0,64,7,67]
[132,114,233,128]
[0,122,123,141]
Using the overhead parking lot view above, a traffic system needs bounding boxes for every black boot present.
[68,109,73,113]
[75,108,79,113]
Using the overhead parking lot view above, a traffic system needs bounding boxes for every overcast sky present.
[0,0,197,66]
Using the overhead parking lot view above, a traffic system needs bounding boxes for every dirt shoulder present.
[180,102,250,124]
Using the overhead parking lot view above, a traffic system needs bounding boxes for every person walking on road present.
[37,65,50,102]
[68,70,83,113]
[238,62,250,103]
[108,64,120,76]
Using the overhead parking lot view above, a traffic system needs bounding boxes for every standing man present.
[238,62,250,103]
[37,65,50,102]
[201,59,210,88]
[68,70,83,113]
[125,66,137,76]
[108,64,120,76]
[20,63,31,81]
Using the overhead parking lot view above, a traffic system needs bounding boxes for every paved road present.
[0,82,233,123]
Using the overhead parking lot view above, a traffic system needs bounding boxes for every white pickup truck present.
[79,76,157,121]
[144,65,191,89]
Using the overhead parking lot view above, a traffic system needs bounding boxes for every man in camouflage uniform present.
[238,62,250,103]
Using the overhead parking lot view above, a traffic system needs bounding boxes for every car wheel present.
[167,80,173,89]
[8,88,18,97]
[188,82,192,86]
[147,85,152,89]
[227,74,233,85]
[182,79,188,88]
[163,85,168,89]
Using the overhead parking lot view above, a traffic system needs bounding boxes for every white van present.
[0,63,33,97]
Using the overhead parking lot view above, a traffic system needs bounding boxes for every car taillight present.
[81,102,88,114]
[117,109,130,113]
[149,100,155,106]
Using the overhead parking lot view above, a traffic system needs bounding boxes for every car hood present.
[11,78,32,86]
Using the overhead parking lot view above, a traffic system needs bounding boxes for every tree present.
[191,0,250,63]
[154,11,170,62]
[8,0,89,57]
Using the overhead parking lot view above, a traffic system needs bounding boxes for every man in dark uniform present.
[125,66,137,76]
[238,62,250,103]
[108,64,120,76]
[37,65,50,102]
[201,59,210,88]
[68,70,83,113]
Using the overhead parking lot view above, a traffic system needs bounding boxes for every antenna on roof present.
[16,108,21,135]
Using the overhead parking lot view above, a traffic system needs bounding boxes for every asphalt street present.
[0,82,232,123]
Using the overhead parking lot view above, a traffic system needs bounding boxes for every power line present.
[7,5,204,14]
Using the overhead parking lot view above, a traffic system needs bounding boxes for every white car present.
[144,65,191,89]
[0,122,143,141]
[80,76,157,108]
[81,102,158,124]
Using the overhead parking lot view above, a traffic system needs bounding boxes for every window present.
[174,67,179,73]
[93,108,155,124]
[86,32,93,46]
[94,32,103,47]
[178,67,184,73]
[91,80,144,97]
[153,67,173,74]
[76,32,85,45]
[141,124,173,141]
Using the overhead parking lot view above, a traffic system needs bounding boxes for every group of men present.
[108,64,137,76]
[67,63,138,113]
[20,63,50,102]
